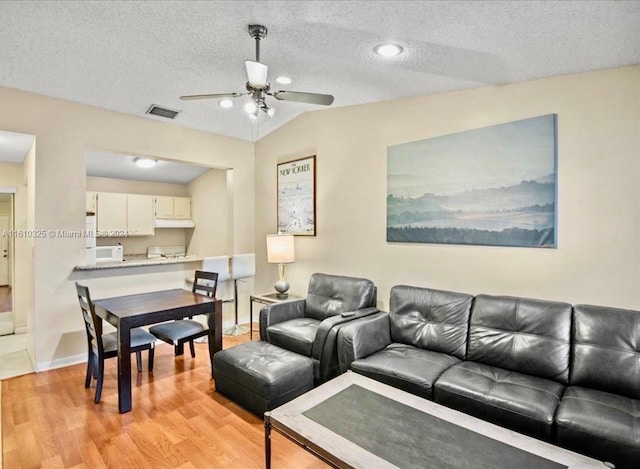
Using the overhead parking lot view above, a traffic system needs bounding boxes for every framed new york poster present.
[277,155,316,236]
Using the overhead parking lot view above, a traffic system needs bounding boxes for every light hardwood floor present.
[1,331,328,469]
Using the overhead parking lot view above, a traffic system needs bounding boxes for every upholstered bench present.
[213,341,314,416]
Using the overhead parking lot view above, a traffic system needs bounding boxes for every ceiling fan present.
[180,24,335,119]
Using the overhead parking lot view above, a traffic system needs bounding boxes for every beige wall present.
[0,86,254,370]
[86,175,190,197]
[255,66,640,311]
[187,168,232,257]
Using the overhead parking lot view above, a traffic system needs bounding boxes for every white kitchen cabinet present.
[154,196,191,219]
[127,194,154,236]
[173,197,191,219]
[96,192,127,235]
[154,196,174,219]
[86,191,97,214]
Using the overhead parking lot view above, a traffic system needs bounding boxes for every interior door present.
[0,215,9,285]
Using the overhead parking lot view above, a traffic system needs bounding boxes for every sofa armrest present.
[311,307,380,384]
[311,307,380,360]
[337,312,391,373]
[259,299,306,340]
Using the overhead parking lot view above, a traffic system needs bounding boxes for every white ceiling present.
[0,130,34,163]
[0,1,637,144]
[85,151,211,184]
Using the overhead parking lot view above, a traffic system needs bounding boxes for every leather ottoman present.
[213,341,314,416]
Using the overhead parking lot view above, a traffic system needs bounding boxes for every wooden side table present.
[250,293,304,340]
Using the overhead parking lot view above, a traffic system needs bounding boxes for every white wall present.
[0,86,254,370]
[255,65,640,311]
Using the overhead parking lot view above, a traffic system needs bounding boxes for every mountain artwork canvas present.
[387,115,557,247]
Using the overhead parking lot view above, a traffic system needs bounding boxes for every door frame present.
[0,189,15,323]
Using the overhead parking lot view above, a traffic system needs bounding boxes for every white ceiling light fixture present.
[133,157,157,168]
[374,43,404,57]
[276,76,292,85]
[219,98,234,108]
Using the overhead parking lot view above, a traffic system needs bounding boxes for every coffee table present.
[264,371,609,469]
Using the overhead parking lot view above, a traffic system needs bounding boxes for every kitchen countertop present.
[74,254,203,271]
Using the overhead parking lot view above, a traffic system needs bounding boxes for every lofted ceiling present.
[0,1,638,144]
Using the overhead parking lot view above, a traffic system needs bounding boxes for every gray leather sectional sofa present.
[337,285,640,469]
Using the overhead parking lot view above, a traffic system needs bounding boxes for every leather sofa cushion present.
[571,304,640,399]
[467,295,571,384]
[556,386,640,469]
[266,318,320,357]
[434,361,565,441]
[305,273,376,321]
[389,285,472,359]
[351,343,460,400]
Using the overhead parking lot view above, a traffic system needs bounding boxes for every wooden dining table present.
[93,288,222,413]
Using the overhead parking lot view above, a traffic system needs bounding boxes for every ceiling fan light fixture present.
[266,107,275,117]
[245,60,269,89]
[244,101,258,115]
[374,43,404,57]
[133,157,157,168]
[219,98,234,109]
[276,76,292,85]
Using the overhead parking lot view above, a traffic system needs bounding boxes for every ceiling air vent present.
[146,104,180,119]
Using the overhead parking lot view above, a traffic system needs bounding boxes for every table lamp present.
[266,233,295,297]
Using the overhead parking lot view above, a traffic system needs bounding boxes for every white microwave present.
[95,245,124,263]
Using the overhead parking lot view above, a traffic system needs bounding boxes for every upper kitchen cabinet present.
[95,192,154,236]
[127,194,154,236]
[86,191,97,214]
[96,192,127,235]
[174,197,191,219]
[154,196,191,220]
[154,196,174,219]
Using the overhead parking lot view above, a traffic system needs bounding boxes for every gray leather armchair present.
[260,272,378,384]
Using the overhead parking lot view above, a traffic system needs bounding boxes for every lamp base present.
[274,279,290,297]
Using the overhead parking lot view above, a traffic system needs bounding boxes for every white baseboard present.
[34,353,85,373]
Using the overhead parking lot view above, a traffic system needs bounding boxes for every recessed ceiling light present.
[133,157,157,168]
[219,98,234,108]
[276,76,292,85]
[374,43,404,57]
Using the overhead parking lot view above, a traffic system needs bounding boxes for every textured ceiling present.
[0,1,639,146]
[0,0,640,183]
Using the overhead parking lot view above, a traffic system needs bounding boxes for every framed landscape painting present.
[387,114,557,248]
[277,155,316,236]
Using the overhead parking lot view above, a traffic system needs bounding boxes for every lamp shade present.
[266,234,295,264]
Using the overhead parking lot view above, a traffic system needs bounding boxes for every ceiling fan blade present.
[245,60,268,89]
[273,91,334,106]
[180,92,243,101]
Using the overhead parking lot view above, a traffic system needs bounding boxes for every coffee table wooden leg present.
[265,412,272,469]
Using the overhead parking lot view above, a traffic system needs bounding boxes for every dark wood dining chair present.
[75,282,156,404]
[149,270,218,358]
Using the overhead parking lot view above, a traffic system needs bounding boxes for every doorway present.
[0,196,13,336]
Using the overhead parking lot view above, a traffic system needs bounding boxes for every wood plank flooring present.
[1,332,328,469]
